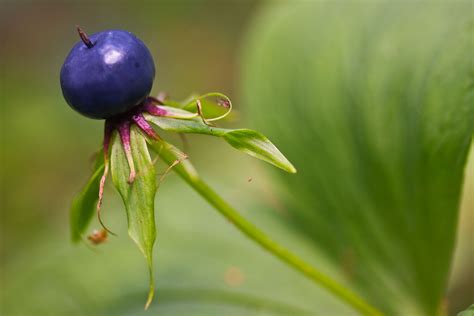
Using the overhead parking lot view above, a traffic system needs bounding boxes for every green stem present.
[150,140,383,316]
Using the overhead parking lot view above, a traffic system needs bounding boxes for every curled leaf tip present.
[181,92,233,122]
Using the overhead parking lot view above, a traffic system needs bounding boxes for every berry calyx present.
[97,96,165,235]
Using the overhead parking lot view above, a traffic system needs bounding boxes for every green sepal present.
[70,151,104,243]
[110,127,157,309]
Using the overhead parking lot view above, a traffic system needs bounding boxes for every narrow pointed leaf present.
[144,113,295,173]
[144,113,226,135]
[70,152,104,243]
[158,106,197,119]
[110,127,157,309]
[222,129,296,173]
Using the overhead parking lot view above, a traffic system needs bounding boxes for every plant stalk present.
[151,141,383,316]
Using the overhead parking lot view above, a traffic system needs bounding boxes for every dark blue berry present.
[60,29,155,119]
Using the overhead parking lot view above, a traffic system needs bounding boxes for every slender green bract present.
[110,127,157,309]
[144,112,296,173]
[70,153,104,243]
[222,129,296,173]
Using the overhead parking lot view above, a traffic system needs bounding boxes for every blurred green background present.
[1,1,472,315]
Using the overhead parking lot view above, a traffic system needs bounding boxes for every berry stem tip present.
[76,25,94,49]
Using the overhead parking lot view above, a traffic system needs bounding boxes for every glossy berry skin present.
[60,30,155,119]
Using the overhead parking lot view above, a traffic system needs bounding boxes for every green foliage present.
[459,305,474,316]
[67,99,298,310]
[144,111,222,135]
[242,2,474,315]
[144,109,296,173]
[70,152,104,243]
[110,127,157,309]
[155,105,197,119]
[222,129,296,174]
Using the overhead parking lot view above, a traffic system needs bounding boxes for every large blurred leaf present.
[242,2,474,315]
[110,127,157,308]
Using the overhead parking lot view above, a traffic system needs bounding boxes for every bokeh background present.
[1,1,472,315]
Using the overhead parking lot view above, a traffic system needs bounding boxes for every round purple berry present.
[60,29,155,119]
